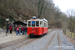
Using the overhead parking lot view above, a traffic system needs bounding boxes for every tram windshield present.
[28,21,39,27]
[36,21,39,27]
[32,21,35,27]
[28,21,31,27]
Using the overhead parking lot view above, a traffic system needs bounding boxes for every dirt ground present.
[63,33,75,45]
[0,31,28,44]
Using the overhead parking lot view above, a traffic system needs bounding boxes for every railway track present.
[0,37,39,50]
[44,32,56,50]
[43,31,61,50]
[0,37,29,49]
[0,36,43,50]
[58,32,61,50]
[13,38,38,50]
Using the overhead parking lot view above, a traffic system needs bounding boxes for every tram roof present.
[27,19,48,22]
[27,19,42,21]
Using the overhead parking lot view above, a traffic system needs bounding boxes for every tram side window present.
[45,23,47,27]
[36,21,39,27]
[28,21,31,27]
[32,21,35,27]
[40,21,43,27]
[46,23,47,27]
[44,22,46,27]
[47,23,48,27]
[45,23,46,27]
[44,23,45,27]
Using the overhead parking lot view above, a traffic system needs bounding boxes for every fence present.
[66,30,75,39]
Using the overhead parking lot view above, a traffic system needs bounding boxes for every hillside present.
[0,0,68,28]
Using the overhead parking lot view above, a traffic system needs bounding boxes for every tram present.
[27,16,48,37]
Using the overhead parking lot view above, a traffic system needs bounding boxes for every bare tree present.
[38,0,45,18]
[66,9,75,38]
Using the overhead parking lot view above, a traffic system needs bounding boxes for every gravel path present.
[47,31,59,50]
[59,30,75,50]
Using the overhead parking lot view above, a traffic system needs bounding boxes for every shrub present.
[0,17,5,28]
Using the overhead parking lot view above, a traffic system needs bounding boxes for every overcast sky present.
[53,0,75,13]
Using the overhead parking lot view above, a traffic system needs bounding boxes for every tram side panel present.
[45,27,48,33]
[42,27,48,34]
[37,27,43,35]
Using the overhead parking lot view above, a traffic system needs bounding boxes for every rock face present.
[0,28,5,32]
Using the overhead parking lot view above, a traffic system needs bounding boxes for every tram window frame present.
[46,23,48,27]
[32,21,35,27]
[46,23,47,27]
[44,22,47,27]
[47,23,48,27]
[44,22,46,27]
[45,22,46,27]
[40,21,43,27]
[28,21,31,27]
[42,21,44,27]
[36,21,39,27]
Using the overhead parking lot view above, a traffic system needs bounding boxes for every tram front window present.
[36,21,39,27]
[32,21,35,27]
[28,21,31,27]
